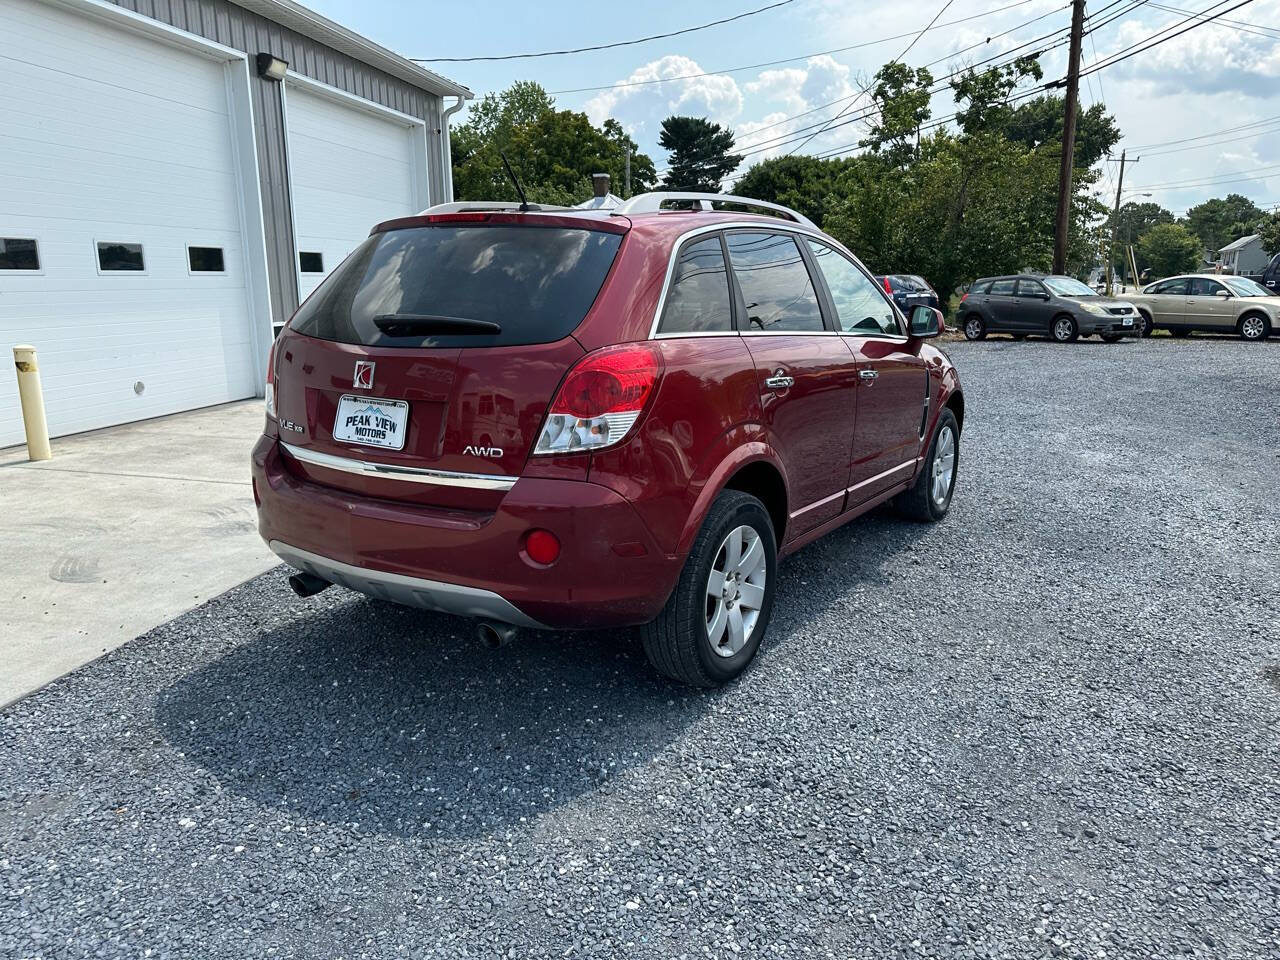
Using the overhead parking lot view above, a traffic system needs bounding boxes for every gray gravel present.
[3,336,1279,959]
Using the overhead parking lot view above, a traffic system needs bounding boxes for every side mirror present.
[1216,289,1232,298]
[910,305,944,338]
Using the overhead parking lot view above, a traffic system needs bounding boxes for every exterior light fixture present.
[256,53,288,81]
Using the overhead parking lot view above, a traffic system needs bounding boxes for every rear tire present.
[895,409,959,522]
[1051,315,1079,343]
[963,314,987,340]
[1239,313,1270,341]
[642,490,777,688]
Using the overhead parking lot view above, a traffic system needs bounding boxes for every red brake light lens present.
[264,339,277,418]
[536,343,662,455]
[882,276,893,294]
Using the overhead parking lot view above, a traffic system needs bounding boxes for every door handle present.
[859,369,879,381]
[764,373,795,389]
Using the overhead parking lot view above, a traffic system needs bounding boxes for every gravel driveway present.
[3,338,1278,959]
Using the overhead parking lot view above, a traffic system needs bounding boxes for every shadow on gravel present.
[154,595,706,839]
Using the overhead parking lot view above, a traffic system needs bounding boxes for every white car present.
[1125,274,1278,341]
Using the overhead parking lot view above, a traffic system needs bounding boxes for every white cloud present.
[583,55,744,138]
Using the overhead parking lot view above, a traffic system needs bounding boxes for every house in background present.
[0,0,470,449]
[1217,234,1272,277]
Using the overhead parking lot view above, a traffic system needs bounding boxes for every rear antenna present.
[499,151,530,212]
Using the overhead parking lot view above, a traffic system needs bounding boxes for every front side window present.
[807,240,899,335]
[658,236,733,334]
[1188,278,1226,296]
[97,242,144,272]
[725,231,824,333]
[987,278,1016,296]
[1015,279,1049,298]
[0,238,39,270]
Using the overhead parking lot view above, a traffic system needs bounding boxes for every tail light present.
[264,339,277,419]
[959,292,969,303]
[534,343,662,455]
[882,276,893,294]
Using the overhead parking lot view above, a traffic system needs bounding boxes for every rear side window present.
[725,231,823,333]
[290,225,623,348]
[1148,278,1189,295]
[987,279,1016,295]
[658,236,733,334]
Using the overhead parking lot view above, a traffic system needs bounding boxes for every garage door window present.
[0,238,40,271]
[96,242,145,273]
[187,246,225,273]
[299,251,324,273]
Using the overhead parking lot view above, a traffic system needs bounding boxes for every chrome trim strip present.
[270,541,547,629]
[845,459,917,495]
[790,487,845,519]
[281,442,517,490]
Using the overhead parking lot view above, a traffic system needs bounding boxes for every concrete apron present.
[0,400,277,706]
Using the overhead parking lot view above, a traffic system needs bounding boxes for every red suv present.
[252,193,964,687]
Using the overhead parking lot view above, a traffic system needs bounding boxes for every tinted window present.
[725,231,823,333]
[1015,279,1047,297]
[290,225,623,349]
[0,238,39,270]
[299,251,324,273]
[97,242,144,272]
[188,246,225,272]
[1188,277,1225,296]
[658,236,733,334]
[808,240,899,335]
[987,279,1016,295]
[1149,278,1189,295]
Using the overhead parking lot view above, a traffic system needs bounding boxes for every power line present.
[1126,112,1280,151]
[1073,0,1259,81]
[1134,160,1280,190]
[547,0,1046,96]
[412,0,796,62]
[1147,1,1280,38]
[1137,122,1280,157]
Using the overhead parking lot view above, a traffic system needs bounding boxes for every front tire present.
[895,409,959,522]
[642,490,777,688]
[1136,310,1154,337]
[1239,313,1271,341]
[1051,315,1079,343]
[963,314,987,340]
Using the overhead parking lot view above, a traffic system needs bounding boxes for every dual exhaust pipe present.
[287,572,519,649]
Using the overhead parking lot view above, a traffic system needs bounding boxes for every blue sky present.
[310,0,1280,223]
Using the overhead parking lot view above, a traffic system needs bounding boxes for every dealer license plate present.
[1122,317,1133,326]
[332,395,409,450]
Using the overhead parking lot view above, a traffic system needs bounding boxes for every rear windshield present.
[290,225,623,348]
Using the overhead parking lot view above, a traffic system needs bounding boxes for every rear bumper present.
[251,436,681,629]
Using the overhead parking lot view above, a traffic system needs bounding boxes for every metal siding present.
[105,0,446,324]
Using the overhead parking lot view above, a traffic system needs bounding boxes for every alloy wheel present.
[1053,318,1074,342]
[705,525,767,658]
[932,425,956,507]
[1241,316,1266,340]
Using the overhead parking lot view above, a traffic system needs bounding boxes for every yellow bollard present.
[12,345,52,461]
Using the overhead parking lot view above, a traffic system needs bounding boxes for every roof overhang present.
[232,0,472,100]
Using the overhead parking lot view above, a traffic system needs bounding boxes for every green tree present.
[451,81,655,204]
[950,56,1043,138]
[861,62,934,164]
[659,116,742,192]
[730,155,860,228]
[1182,193,1266,257]
[1137,223,1203,278]
[1004,96,1121,168]
[1110,201,1174,274]
[1258,210,1280,256]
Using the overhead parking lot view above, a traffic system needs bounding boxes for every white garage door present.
[0,0,260,449]
[285,82,425,303]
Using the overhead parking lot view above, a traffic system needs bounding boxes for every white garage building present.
[0,0,469,448]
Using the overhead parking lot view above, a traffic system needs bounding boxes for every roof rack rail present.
[420,201,573,214]
[612,192,816,228]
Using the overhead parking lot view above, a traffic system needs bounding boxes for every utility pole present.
[624,146,631,199]
[1052,0,1086,275]
[1104,150,1135,295]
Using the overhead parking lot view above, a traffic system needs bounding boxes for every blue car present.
[876,274,941,314]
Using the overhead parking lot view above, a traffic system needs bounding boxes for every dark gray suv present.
[960,274,1142,342]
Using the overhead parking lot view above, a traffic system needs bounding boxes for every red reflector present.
[882,276,893,294]
[525,529,561,565]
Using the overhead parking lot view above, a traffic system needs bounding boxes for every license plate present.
[333,395,409,450]
[1122,317,1133,325]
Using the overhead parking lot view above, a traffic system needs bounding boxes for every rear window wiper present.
[372,314,502,336]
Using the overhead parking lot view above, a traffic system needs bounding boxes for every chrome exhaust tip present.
[288,571,331,598]
[476,620,518,649]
